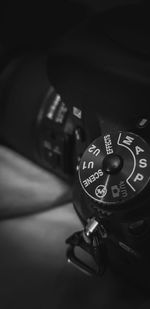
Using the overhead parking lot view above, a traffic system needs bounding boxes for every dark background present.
[0,0,144,50]
[0,1,150,309]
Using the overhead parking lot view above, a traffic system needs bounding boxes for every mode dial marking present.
[117,132,149,193]
[78,131,150,209]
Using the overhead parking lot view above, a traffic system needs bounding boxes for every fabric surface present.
[0,146,72,219]
[0,146,150,309]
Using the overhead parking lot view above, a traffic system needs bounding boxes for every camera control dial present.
[78,131,150,210]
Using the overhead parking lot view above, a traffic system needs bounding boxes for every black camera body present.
[1,51,150,289]
[71,128,150,289]
[0,52,100,181]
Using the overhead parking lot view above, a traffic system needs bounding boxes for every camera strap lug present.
[66,218,107,276]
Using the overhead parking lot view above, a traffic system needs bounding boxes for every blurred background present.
[0,1,150,308]
[0,0,143,50]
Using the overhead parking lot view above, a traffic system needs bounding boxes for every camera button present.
[137,118,149,129]
[103,154,123,175]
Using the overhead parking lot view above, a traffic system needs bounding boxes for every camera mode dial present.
[78,131,150,211]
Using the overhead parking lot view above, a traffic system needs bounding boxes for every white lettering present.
[96,170,103,177]
[120,181,128,198]
[93,149,100,156]
[135,146,144,155]
[94,172,99,179]
[88,161,94,169]
[88,144,96,153]
[133,173,144,182]
[107,148,113,155]
[123,136,134,146]
[82,161,94,170]
[47,94,60,119]
[88,145,100,156]
[139,158,147,168]
[82,161,87,170]
[90,175,95,182]
[83,169,103,187]
[104,134,114,155]
[83,180,88,187]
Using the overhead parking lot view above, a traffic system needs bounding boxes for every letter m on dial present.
[123,136,134,146]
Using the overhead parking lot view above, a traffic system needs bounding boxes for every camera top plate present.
[78,131,150,211]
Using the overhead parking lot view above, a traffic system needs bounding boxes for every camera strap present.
[66,216,141,276]
[66,217,107,276]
